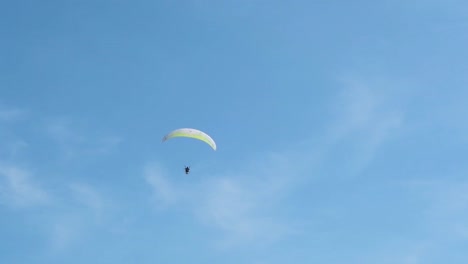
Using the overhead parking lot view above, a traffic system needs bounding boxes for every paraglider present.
[162,128,217,151]
[162,128,216,174]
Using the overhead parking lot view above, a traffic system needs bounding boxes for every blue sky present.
[1,0,468,263]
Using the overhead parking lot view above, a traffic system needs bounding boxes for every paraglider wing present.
[162,128,217,150]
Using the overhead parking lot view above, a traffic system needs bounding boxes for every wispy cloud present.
[332,75,404,139]
[0,106,26,122]
[47,182,110,252]
[44,118,85,159]
[413,180,468,239]
[143,152,306,248]
[0,110,123,255]
[0,164,50,208]
[69,183,106,216]
[93,136,123,155]
[0,162,113,253]
[48,214,83,252]
[0,139,29,160]
[44,118,122,159]
[192,173,297,248]
[144,163,178,207]
[320,75,405,177]
[366,241,431,264]
[380,178,468,263]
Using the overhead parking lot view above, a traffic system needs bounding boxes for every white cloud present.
[0,165,50,208]
[49,215,83,252]
[43,182,113,253]
[93,136,123,155]
[320,76,405,177]
[0,164,113,253]
[144,152,304,248]
[44,118,85,159]
[7,139,29,156]
[367,242,431,264]
[0,108,126,256]
[193,173,297,248]
[392,178,468,264]
[424,181,468,239]
[69,183,106,217]
[144,163,178,207]
[44,118,122,159]
[331,75,404,139]
[0,107,26,122]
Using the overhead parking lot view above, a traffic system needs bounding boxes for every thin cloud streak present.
[0,163,114,254]
[0,165,50,208]
[44,118,122,159]
[318,76,405,177]
[44,182,115,254]
[144,154,302,248]
[144,163,178,207]
[0,107,26,122]
[412,180,468,239]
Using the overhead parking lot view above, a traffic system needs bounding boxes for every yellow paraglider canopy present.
[162,128,216,150]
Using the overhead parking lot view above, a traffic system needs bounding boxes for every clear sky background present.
[1,0,468,263]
